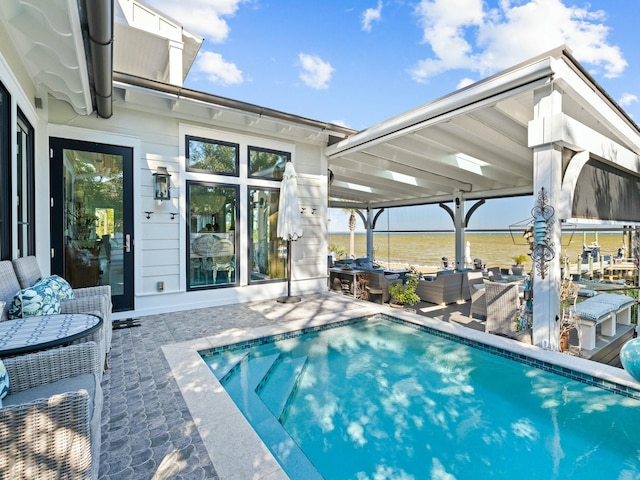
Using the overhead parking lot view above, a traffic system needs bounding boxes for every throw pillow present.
[0,358,9,407]
[8,284,61,319]
[36,275,75,300]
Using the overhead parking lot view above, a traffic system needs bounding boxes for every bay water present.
[328,231,630,271]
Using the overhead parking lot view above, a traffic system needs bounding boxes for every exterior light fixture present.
[153,166,171,200]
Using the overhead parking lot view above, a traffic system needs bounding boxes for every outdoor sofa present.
[415,271,464,305]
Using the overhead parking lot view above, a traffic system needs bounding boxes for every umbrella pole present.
[277,239,301,303]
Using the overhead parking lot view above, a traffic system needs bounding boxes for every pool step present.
[256,354,308,421]
[208,351,248,382]
[218,352,322,479]
[220,353,280,392]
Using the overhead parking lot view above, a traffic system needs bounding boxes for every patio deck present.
[98,292,632,479]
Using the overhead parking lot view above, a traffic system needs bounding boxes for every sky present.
[145,0,640,233]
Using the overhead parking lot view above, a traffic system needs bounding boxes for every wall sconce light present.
[153,166,171,200]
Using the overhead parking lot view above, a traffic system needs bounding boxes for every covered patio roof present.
[326,46,640,211]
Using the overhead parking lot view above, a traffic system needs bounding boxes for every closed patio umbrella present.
[277,161,303,303]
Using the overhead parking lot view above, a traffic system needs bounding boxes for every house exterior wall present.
[46,96,330,318]
[0,35,330,317]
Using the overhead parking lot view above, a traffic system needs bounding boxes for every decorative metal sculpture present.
[531,187,555,278]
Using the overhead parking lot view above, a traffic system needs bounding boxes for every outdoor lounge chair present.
[0,342,103,479]
[484,281,531,343]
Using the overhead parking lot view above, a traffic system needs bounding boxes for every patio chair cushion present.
[8,283,61,319]
[4,373,97,416]
[0,360,8,407]
[36,275,75,300]
[3,371,101,456]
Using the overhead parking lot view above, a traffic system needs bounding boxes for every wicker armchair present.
[484,281,531,343]
[0,342,102,479]
[11,257,112,350]
[362,271,401,304]
[467,271,487,319]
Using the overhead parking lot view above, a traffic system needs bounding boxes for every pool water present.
[201,316,640,479]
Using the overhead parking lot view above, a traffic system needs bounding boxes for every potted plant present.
[511,254,528,276]
[389,270,420,311]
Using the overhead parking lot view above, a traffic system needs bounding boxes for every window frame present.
[16,109,35,257]
[248,145,290,180]
[247,186,286,285]
[0,82,10,260]
[185,135,240,176]
[186,180,240,291]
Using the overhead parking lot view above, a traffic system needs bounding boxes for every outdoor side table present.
[0,313,103,357]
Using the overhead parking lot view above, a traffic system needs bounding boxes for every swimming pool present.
[201,314,640,479]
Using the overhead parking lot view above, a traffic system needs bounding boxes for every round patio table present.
[0,313,102,356]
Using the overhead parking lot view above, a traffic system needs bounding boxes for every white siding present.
[45,95,330,317]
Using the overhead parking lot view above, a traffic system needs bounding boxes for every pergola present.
[326,46,640,350]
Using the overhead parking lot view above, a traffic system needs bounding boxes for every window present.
[187,182,238,289]
[16,111,35,257]
[248,146,289,179]
[248,188,286,282]
[186,136,239,175]
[0,83,9,259]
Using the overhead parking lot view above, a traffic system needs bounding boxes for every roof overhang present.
[0,0,94,115]
[112,72,356,144]
[326,46,640,210]
[0,0,114,119]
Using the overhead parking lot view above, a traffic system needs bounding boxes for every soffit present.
[112,74,355,145]
[0,0,93,115]
[326,48,640,210]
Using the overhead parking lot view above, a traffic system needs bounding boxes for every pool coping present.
[162,301,640,479]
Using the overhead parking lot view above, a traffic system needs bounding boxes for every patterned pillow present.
[0,359,8,407]
[8,284,61,319]
[36,275,75,300]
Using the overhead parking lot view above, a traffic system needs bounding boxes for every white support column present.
[530,85,564,350]
[366,208,374,260]
[453,191,466,271]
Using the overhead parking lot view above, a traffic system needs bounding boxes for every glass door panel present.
[50,138,134,311]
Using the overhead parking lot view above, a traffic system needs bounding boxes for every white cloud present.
[145,0,247,42]
[362,1,383,32]
[619,93,638,107]
[456,77,475,89]
[410,0,627,82]
[298,53,334,89]
[194,51,244,86]
[330,119,351,128]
